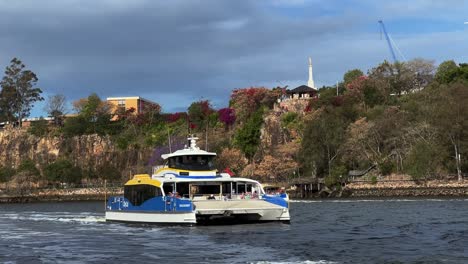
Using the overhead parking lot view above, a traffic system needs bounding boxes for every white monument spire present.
[307,57,315,88]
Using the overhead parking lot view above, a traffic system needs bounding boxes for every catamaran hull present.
[105,211,197,224]
[105,208,289,224]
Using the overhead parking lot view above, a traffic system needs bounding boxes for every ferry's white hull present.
[105,211,197,224]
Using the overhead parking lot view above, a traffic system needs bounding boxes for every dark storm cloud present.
[1,0,466,114]
[0,0,352,112]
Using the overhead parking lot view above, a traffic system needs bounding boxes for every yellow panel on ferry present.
[125,174,161,187]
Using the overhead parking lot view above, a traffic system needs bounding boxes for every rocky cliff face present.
[0,129,151,179]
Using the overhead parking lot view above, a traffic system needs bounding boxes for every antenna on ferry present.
[167,129,172,153]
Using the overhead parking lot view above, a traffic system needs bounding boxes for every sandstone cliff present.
[0,129,152,181]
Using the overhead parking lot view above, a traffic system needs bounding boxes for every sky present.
[0,0,467,116]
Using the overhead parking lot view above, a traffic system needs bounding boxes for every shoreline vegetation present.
[1,58,468,199]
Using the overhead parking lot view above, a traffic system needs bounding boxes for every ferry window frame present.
[124,184,162,206]
[167,155,215,171]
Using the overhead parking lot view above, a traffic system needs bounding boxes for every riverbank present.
[0,187,122,203]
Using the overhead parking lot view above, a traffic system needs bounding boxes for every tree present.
[230,87,278,124]
[405,141,447,180]
[45,94,67,126]
[406,58,435,90]
[215,148,248,175]
[234,108,264,161]
[434,60,458,84]
[218,107,236,130]
[0,166,15,184]
[28,118,49,136]
[44,159,83,185]
[343,69,364,86]
[187,100,214,130]
[300,108,348,177]
[368,60,415,96]
[71,93,114,135]
[430,82,468,181]
[0,58,43,127]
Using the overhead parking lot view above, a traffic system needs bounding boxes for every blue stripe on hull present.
[107,196,193,212]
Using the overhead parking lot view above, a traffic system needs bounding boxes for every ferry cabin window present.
[167,155,215,171]
[192,185,220,195]
[163,183,175,195]
[222,182,231,195]
[176,182,190,198]
[124,185,161,206]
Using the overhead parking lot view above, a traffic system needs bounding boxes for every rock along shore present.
[0,187,123,204]
[343,180,468,198]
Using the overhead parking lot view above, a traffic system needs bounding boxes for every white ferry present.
[106,136,290,224]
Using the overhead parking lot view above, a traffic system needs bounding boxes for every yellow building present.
[106,96,160,115]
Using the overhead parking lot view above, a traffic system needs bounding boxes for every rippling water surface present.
[1,199,468,263]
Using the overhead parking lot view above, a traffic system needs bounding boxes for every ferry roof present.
[125,174,161,187]
[161,148,216,159]
[153,175,261,184]
[161,136,216,159]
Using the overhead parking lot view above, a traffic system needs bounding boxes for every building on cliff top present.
[106,96,159,115]
[275,57,318,114]
[285,57,318,100]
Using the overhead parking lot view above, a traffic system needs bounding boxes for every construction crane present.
[378,20,405,63]
[378,20,397,63]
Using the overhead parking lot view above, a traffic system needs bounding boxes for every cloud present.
[0,0,466,116]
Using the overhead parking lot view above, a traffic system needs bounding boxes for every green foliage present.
[17,159,40,182]
[434,60,459,84]
[379,160,394,176]
[370,176,377,185]
[62,116,89,137]
[44,159,82,184]
[28,118,49,136]
[96,163,121,182]
[18,159,39,175]
[188,100,214,130]
[144,122,170,147]
[281,112,298,128]
[362,83,386,108]
[343,69,364,86]
[0,166,16,183]
[324,174,338,188]
[405,142,446,180]
[300,107,350,177]
[234,108,264,160]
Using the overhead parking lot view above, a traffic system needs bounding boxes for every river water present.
[0,199,467,263]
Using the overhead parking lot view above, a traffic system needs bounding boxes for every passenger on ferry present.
[207,194,216,200]
[175,192,181,198]
[240,192,245,199]
[167,192,174,197]
[252,191,258,199]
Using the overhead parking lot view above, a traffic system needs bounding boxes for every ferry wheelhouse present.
[106,136,290,224]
